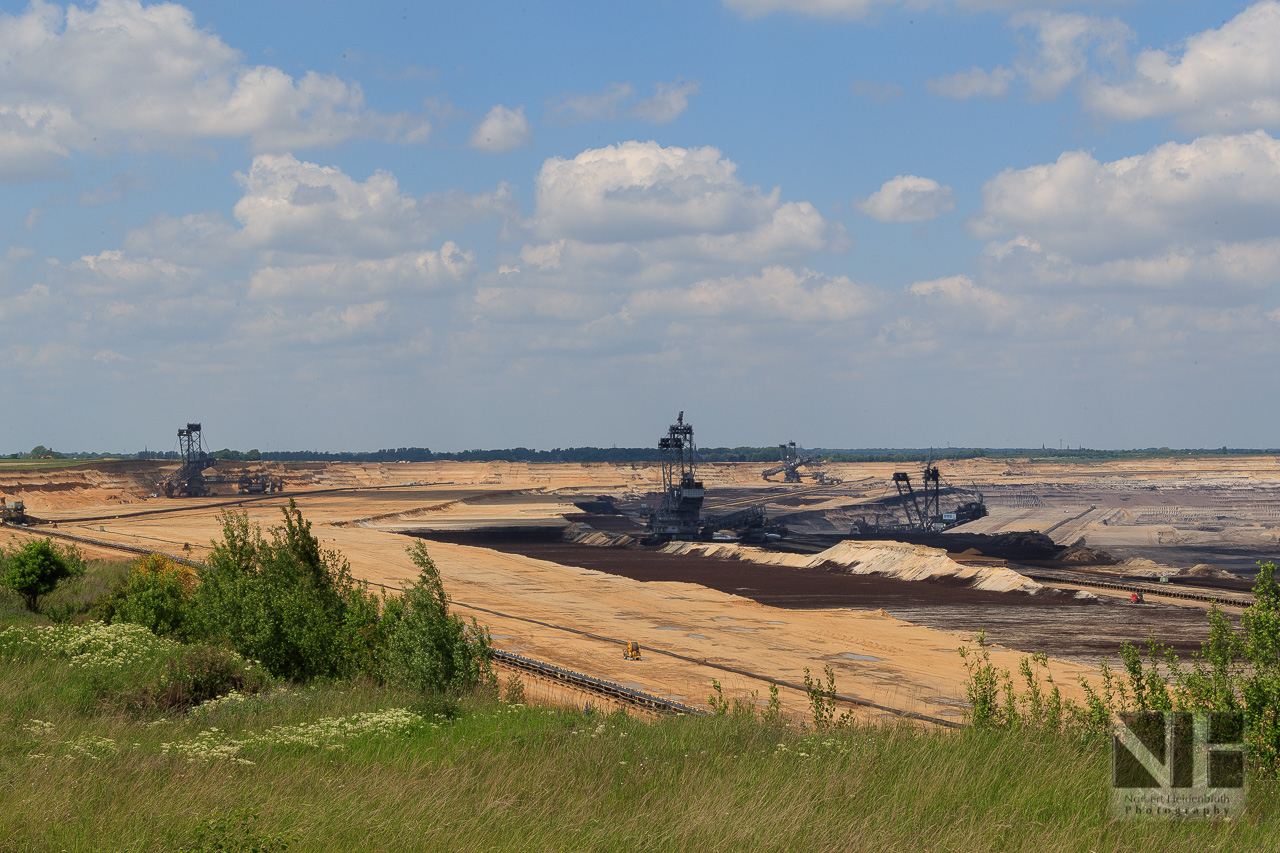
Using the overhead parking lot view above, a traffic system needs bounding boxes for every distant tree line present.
[4,445,115,461]
[197,445,1280,464]
[7,445,1280,464]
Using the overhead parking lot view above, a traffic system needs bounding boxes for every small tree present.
[0,539,85,612]
[102,553,197,639]
[1240,561,1280,776]
[195,501,383,680]
[383,541,493,694]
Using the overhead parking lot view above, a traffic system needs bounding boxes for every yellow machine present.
[623,641,641,660]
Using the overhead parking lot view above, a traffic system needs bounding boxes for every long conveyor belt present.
[1017,568,1253,608]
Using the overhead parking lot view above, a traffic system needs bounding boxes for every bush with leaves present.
[179,807,296,853]
[382,541,493,694]
[115,644,270,714]
[194,500,384,681]
[98,553,198,639]
[959,559,1280,779]
[802,666,862,730]
[0,538,85,612]
[1088,563,1280,777]
[709,678,786,725]
[1237,561,1280,776]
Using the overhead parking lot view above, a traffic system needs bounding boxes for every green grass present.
[3,561,1279,852]
[4,658,1279,852]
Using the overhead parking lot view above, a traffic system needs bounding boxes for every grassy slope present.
[2,566,1278,852]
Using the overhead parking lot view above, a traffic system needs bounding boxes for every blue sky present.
[2,0,1278,453]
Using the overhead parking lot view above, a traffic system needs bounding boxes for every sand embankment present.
[661,540,1043,594]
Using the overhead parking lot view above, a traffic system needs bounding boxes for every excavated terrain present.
[2,456,1274,721]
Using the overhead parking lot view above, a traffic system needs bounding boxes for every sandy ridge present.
[661,540,1044,594]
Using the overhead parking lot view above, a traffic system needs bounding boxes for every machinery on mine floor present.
[648,412,706,540]
[161,422,285,498]
[762,442,812,483]
[646,412,773,541]
[700,504,769,539]
[851,459,987,535]
[761,441,843,485]
[237,472,284,494]
[1,499,26,525]
[163,423,216,497]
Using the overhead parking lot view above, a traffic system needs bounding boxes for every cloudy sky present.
[2,0,1278,453]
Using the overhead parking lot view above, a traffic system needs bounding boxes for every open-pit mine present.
[2,449,1274,724]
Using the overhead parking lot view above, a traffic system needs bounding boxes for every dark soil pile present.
[411,529,1219,664]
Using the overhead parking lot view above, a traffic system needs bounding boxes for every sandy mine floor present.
[2,457,1273,723]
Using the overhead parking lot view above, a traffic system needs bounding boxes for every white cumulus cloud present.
[62,250,188,297]
[0,0,430,176]
[972,130,1280,296]
[1086,1,1280,132]
[973,131,1280,261]
[464,141,850,362]
[493,141,846,318]
[118,155,498,306]
[908,274,1015,321]
[856,175,956,222]
[529,136,829,244]
[231,154,436,257]
[531,141,786,242]
[469,105,531,152]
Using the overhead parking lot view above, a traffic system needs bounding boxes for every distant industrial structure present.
[161,423,283,498]
[648,412,705,540]
[852,459,987,535]
[646,412,772,541]
[761,441,842,485]
[1,498,26,525]
[162,423,215,497]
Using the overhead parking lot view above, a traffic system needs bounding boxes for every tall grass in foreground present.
[4,548,1279,851]
[3,644,1280,853]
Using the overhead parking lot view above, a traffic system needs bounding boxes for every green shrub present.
[0,539,85,613]
[149,645,269,712]
[960,559,1280,779]
[1235,561,1280,776]
[410,690,462,720]
[100,553,198,640]
[179,808,296,852]
[193,501,384,681]
[382,541,493,695]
